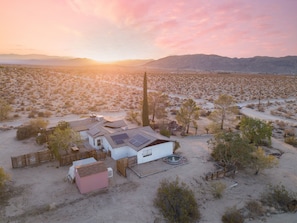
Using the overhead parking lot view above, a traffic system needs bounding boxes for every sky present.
[1,0,297,62]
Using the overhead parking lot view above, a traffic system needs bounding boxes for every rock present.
[48,202,56,210]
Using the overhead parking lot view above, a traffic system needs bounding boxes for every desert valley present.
[0,63,297,223]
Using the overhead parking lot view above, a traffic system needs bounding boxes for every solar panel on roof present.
[129,134,150,147]
[111,133,129,145]
[114,139,124,144]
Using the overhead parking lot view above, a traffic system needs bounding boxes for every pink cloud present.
[1,0,296,59]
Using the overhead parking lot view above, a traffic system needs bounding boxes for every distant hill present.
[112,59,153,66]
[144,54,297,74]
[0,54,154,67]
[0,54,99,66]
[1,53,297,73]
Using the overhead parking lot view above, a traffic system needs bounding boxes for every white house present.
[69,117,101,140]
[102,126,174,164]
[87,119,127,150]
[68,115,127,143]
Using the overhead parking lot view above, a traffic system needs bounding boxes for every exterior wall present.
[102,137,112,152]
[102,136,173,163]
[79,131,89,140]
[75,170,108,194]
[88,135,94,148]
[137,142,174,164]
[110,146,137,160]
[88,136,103,150]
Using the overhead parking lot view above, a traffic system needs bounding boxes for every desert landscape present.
[1,65,297,222]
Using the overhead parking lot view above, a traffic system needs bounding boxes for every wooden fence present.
[116,158,128,177]
[116,156,137,177]
[59,150,107,166]
[204,165,236,181]
[11,149,107,168]
[127,156,137,167]
[11,149,54,168]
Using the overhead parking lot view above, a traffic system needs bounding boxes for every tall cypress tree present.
[142,72,150,126]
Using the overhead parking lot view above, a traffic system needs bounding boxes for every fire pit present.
[163,154,183,165]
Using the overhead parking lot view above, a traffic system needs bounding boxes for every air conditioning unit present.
[107,167,113,178]
[96,115,104,122]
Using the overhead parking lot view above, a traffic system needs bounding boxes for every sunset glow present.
[1,0,296,61]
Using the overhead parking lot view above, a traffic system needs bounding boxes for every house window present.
[97,139,101,146]
[143,149,152,157]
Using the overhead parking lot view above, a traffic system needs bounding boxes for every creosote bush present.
[261,184,297,211]
[154,177,200,223]
[284,136,297,147]
[245,200,265,217]
[160,128,171,138]
[210,181,226,199]
[16,118,49,140]
[221,206,244,223]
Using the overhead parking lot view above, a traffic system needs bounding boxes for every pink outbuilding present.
[75,161,108,194]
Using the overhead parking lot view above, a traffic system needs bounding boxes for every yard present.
[1,126,297,222]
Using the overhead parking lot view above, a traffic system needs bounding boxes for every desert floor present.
[1,66,297,222]
[1,113,297,223]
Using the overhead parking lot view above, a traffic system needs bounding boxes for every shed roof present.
[76,161,107,177]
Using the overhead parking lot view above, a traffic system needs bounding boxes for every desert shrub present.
[160,128,171,138]
[35,129,51,145]
[276,120,286,130]
[13,114,19,118]
[154,177,200,223]
[0,98,12,121]
[284,136,297,147]
[16,118,49,140]
[28,111,36,118]
[258,105,265,112]
[38,111,45,117]
[210,131,255,168]
[261,184,297,211]
[240,116,272,147]
[251,147,278,175]
[0,167,10,188]
[173,141,180,153]
[207,123,221,134]
[126,110,141,126]
[210,181,226,199]
[56,121,70,130]
[246,104,255,109]
[43,111,52,118]
[270,110,278,116]
[245,200,265,217]
[200,109,211,117]
[17,125,38,140]
[221,206,244,223]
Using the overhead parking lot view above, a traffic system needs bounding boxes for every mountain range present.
[0,53,296,74]
[0,54,98,66]
[145,54,297,74]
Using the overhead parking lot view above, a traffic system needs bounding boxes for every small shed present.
[75,161,108,194]
[68,157,97,182]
